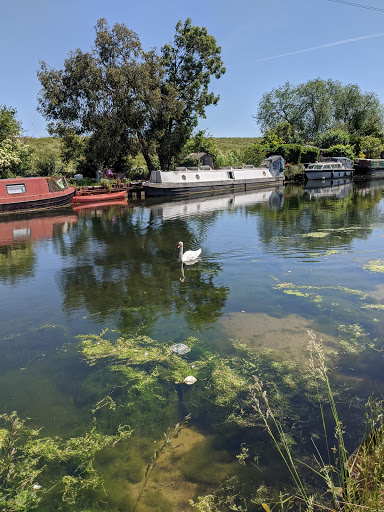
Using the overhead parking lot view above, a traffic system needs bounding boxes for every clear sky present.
[1,0,384,138]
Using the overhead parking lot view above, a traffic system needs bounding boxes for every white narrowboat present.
[142,156,285,197]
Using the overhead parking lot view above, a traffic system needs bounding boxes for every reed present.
[252,330,384,512]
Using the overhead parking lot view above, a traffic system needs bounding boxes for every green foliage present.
[214,149,243,168]
[299,145,319,164]
[182,130,218,156]
[314,128,350,148]
[0,106,33,178]
[256,79,384,143]
[242,143,268,166]
[0,411,132,511]
[322,144,355,159]
[358,135,384,159]
[263,121,303,145]
[38,18,225,174]
[0,139,33,179]
[269,144,302,164]
[0,105,21,142]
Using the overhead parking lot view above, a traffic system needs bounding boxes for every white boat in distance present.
[143,155,285,197]
[305,157,353,181]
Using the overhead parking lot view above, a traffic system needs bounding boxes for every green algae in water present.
[363,259,384,273]
[299,232,328,238]
[361,304,384,310]
[275,282,368,299]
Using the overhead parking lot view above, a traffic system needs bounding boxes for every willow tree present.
[37,18,225,174]
[256,79,384,142]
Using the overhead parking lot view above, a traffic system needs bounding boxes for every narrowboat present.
[0,176,75,214]
[304,158,353,181]
[142,155,285,197]
[354,159,384,178]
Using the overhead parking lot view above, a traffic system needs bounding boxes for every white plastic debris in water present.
[33,484,42,490]
[184,376,197,385]
[170,343,190,355]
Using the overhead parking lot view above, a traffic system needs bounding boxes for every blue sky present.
[1,0,384,138]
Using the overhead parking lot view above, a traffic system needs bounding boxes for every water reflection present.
[57,201,229,332]
[0,210,78,284]
[304,178,352,199]
[146,186,285,221]
[258,180,384,255]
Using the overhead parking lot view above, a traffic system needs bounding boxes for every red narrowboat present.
[0,177,75,214]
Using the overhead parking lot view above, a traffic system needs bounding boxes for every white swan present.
[178,241,201,263]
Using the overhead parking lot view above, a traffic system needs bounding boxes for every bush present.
[269,144,302,165]
[322,144,355,160]
[314,129,350,148]
[358,135,384,159]
[214,150,243,168]
[300,146,319,164]
[243,144,268,166]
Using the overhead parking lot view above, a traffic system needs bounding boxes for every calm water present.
[1,180,384,510]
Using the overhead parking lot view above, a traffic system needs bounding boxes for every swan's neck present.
[179,245,183,260]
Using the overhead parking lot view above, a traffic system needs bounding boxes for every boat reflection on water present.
[304,178,353,199]
[0,209,78,247]
[71,199,128,215]
[146,187,284,221]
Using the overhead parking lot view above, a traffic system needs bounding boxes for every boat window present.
[6,184,26,194]
[195,174,200,180]
[312,164,323,170]
[55,178,66,189]
[181,175,186,180]
[227,171,235,179]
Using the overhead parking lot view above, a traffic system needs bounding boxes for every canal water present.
[1,179,384,511]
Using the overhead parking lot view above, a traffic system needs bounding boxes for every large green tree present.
[37,18,225,174]
[256,79,384,142]
[0,105,32,178]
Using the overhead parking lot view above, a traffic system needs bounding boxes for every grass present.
[212,137,261,153]
[20,136,63,159]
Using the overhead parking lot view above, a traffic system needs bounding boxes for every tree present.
[358,135,384,159]
[256,82,305,135]
[332,83,384,137]
[314,128,350,148]
[37,18,225,175]
[0,105,21,142]
[298,78,334,139]
[0,106,32,178]
[256,79,384,143]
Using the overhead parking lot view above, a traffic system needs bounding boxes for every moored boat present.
[71,189,127,203]
[71,199,128,211]
[0,176,75,214]
[304,157,353,181]
[354,158,384,179]
[142,155,285,197]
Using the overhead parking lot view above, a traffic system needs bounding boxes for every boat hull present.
[0,188,75,214]
[304,169,353,181]
[71,190,127,203]
[72,199,128,211]
[143,177,284,197]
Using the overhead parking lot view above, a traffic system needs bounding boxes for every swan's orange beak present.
[177,243,181,248]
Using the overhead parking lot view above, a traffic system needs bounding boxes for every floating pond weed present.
[363,259,384,273]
